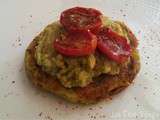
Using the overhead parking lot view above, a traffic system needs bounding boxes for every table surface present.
[0,0,160,120]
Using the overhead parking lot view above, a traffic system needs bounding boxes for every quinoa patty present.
[25,34,140,104]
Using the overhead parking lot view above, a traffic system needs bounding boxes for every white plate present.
[0,0,160,120]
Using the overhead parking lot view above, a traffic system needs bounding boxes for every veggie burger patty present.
[25,7,140,104]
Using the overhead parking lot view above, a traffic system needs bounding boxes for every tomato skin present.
[97,27,131,63]
[60,7,102,32]
[53,30,97,57]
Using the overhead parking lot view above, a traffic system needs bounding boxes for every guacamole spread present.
[35,17,133,88]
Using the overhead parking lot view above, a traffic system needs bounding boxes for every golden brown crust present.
[25,34,140,104]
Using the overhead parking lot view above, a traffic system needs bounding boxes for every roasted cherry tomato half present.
[60,7,102,32]
[53,30,97,57]
[97,27,131,63]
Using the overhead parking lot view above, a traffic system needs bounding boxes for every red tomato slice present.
[97,27,131,63]
[53,30,97,57]
[60,7,102,32]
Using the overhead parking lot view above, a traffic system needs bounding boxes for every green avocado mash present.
[35,17,133,88]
